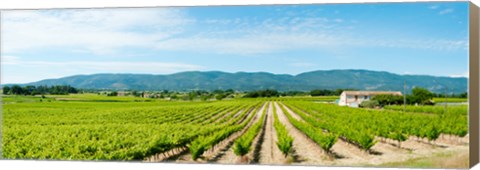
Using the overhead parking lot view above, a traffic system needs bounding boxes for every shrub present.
[360,100,380,108]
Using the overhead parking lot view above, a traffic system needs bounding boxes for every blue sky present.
[1,2,469,84]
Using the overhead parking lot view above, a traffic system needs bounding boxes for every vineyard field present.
[1,94,469,168]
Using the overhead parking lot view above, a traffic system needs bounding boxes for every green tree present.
[411,87,434,105]
[215,93,226,101]
[372,94,403,105]
[11,85,24,95]
[3,86,11,95]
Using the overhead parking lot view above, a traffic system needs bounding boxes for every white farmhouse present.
[338,91,402,107]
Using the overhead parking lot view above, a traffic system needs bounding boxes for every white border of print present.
[0,1,478,170]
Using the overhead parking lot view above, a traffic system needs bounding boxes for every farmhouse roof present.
[341,91,402,96]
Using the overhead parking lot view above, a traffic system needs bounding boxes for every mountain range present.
[12,69,468,94]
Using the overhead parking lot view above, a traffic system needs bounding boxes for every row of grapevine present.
[283,102,376,150]
[272,103,294,157]
[232,103,268,157]
[188,102,264,160]
[199,103,248,125]
[282,101,467,151]
[278,103,338,153]
[384,105,468,137]
[3,100,260,160]
[384,105,467,115]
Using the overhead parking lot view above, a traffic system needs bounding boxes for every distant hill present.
[12,69,467,93]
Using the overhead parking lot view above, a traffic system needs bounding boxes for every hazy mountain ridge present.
[13,69,467,93]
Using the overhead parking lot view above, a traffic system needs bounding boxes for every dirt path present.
[330,138,370,165]
[214,102,267,164]
[273,102,332,165]
[279,102,303,121]
[258,102,286,164]
[429,134,469,146]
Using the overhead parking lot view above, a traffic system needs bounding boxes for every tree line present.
[2,85,79,95]
[361,87,467,108]
[242,88,356,98]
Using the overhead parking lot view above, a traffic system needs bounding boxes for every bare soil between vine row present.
[151,101,469,168]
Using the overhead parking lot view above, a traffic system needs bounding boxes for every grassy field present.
[432,97,467,103]
[378,149,469,168]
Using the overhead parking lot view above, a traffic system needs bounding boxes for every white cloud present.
[2,8,191,55]
[449,71,468,78]
[154,31,468,55]
[438,8,454,15]
[1,8,468,57]
[429,5,439,10]
[3,58,203,73]
[333,19,343,23]
[150,14,467,55]
[2,55,21,64]
[154,32,344,55]
[2,56,204,83]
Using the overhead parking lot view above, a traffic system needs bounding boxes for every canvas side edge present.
[469,1,479,168]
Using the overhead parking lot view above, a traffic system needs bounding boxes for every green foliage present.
[425,125,441,142]
[359,100,380,108]
[371,94,403,105]
[433,92,468,99]
[107,91,118,96]
[356,133,377,150]
[188,140,205,160]
[279,104,337,152]
[384,105,468,138]
[410,87,434,105]
[3,99,261,160]
[3,94,468,162]
[310,89,354,96]
[233,105,267,156]
[272,104,293,157]
[243,89,280,98]
[187,102,262,160]
[432,97,467,103]
[282,99,467,151]
[215,93,226,101]
[3,85,78,95]
[3,86,11,95]
[389,132,408,143]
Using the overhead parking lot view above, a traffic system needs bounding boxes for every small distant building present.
[143,92,161,98]
[117,91,127,96]
[142,92,150,98]
[339,91,402,107]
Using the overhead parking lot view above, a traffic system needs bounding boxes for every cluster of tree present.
[433,92,468,98]
[99,89,238,101]
[106,91,118,96]
[242,88,356,98]
[371,94,404,105]
[367,87,436,107]
[243,89,280,98]
[310,89,356,96]
[2,85,78,95]
[211,89,235,101]
[279,91,309,96]
[163,89,236,101]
